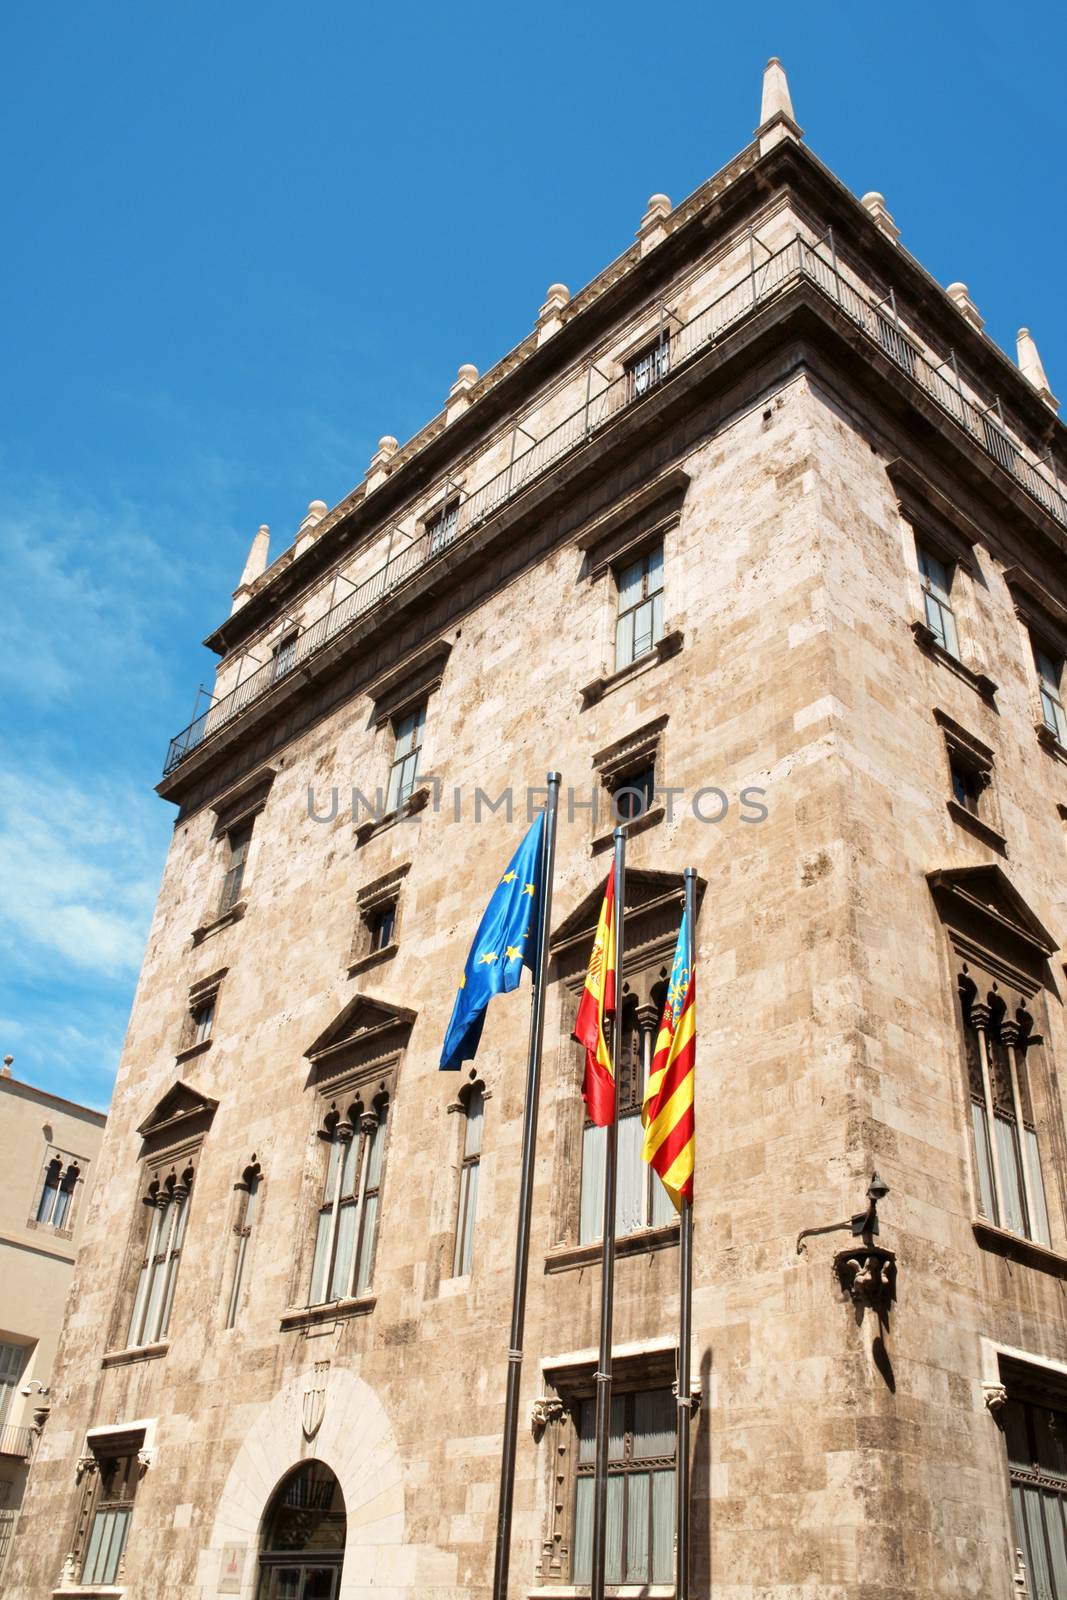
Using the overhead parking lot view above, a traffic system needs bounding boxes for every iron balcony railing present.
[0,1423,34,1459]
[163,234,1067,777]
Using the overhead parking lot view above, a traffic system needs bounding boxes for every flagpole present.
[676,865,697,1600]
[591,824,626,1600]
[492,772,561,1600]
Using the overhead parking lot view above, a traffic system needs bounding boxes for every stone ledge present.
[100,1341,169,1369]
[191,900,247,946]
[591,805,665,856]
[973,1219,1067,1278]
[1035,721,1067,765]
[946,799,1007,855]
[545,1224,679,1275]
[347,943,399,978]
[579,631,684,708]
[910,620,998,705]
[174,1038,213,1066]
[354,787,431,847]
[279,1295,376,1332]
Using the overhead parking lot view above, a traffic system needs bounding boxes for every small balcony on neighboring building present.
[162,227,1067,784]
[0,1423,34,1460]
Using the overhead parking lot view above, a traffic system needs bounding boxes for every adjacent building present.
[9,58,1067,1600]
[0,1061,105,1587]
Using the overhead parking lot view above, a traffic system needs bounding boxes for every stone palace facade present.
[9,59,1067,1600]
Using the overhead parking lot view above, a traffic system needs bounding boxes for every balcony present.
[0,1422,34,1459]
[163,233,1067,780]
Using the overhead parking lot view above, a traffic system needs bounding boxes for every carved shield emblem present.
[302,1386,326,1441]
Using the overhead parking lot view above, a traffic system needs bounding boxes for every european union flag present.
[439,811,546,1071]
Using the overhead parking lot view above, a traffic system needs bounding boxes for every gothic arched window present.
[309,1091,388,1306]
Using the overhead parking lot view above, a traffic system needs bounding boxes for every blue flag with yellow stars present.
[439,811,545,1071]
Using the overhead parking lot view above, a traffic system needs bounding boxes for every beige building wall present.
[0,1070,105,1584]
[8,64,1067,1600]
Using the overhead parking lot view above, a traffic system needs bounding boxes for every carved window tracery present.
[957,966,1051,1246]
[309,1085,390,1305]
[127,1160,196,1348]
[225,1157,262,1329]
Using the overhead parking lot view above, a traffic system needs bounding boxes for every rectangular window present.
[610,764,656,823]
[1004,1393,1067,1597]
[615,545,664,673]
[572,1388,676,1586]
[1035,646,1067,746]
[80,1448,139,1587]
[385,705,426,813]
[625,334,671,401]
[426,498,459,555]
[452,1086,484,1277]
[950,759,983,816]
[35,1155,79,1230]
[368,902,396,953]
[310,1099,389,1305]
[219,821,253,915]
[270,632,298,682]
[960,976,1051,1248]
[191,998,215,1046]
[579,1005,675,1245]
[0,1344,26,1425]
[127,1163,195,1348]
[917,544,960,659]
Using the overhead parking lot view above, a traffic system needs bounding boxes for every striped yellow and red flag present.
[572,870,617,1126]
[642,912,695,1209]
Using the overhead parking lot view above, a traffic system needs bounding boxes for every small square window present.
[270,632,298,682]
[219,821,253,915]
[426,498,460,555]
[950,760,983,816]
[191,998,215,1045]
[610,764,656,822]
[625,333,671,401]
[1034,643,1067,746]
[368,902,396,953]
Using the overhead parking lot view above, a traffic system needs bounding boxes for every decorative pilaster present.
[1016,328,1058,413]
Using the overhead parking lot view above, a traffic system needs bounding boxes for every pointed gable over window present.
[136,1081,219,1149]
[305,994,417,1077]
[927,864,1057,966]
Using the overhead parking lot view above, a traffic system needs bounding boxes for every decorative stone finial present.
[446,364,480,424]
[365,436,399,494]
[232,524,271,611]
[1,1055,11,1078]
[860,192,900,244]
[294,500,329,557]
[1016,327,1059,413]
[638,194,672,255]
[946,282,985,334]
[537,284,571,345]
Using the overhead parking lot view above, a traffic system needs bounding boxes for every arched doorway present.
[257,1461,346,1600]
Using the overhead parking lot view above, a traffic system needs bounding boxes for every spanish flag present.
[572,870,617,1126]
[642,912,695,1209]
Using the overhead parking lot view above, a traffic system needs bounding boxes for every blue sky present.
[2,1,1064,1110]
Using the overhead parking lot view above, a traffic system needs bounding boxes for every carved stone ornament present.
[834,1244,897,1312]
[137,1448,153,1474]
[530,1396,565,1438]
[75,1454,97,1482]
[302,1385,326,1441]
[983,1382,1009,1418]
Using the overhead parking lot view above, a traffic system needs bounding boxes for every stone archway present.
[198,1369,405,1600]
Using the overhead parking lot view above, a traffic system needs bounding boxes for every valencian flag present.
[439,812,546,1072]
[572,870,617,1126]
[641,910,695,1208]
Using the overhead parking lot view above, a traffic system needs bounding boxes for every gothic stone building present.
[10,59,1067,1600]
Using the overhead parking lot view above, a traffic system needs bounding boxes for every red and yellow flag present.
[642,915,695,1209]
[572,870,617,1126]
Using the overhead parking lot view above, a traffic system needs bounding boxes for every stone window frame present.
[933,708,1006,854]
[533,1340,681,1591]
[448,1074,487,1281]
[574,468,689,709]
[64,1420,155,1591]
[928,876,1067,1270]
[176,967,228,1065]
[193,768,277,943]
[282,1062,397,1330]
[589,716,669,856]
[348,864,411,977]
[1003,566,1067,761]
[354,639,452,846]
[890,461,998,705]
[224,1156,263,1331]
[981,1342,1067,1598]
[546,874,703,1272]
[27,1144,86,1239]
